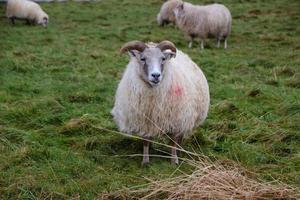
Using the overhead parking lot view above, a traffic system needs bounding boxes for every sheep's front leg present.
[26,19,34,25]
[188,41,193,48]
[171,135,183,165]
[173,22,178,29]
[188,35,194,48]
[200,39,205,49]
[142,139,150,165]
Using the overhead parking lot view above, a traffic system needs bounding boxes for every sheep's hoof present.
[171,158,179,165]
[141,160,150,167]
[142,156,150,166]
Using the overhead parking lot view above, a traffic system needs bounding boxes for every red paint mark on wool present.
[169,84,184,97]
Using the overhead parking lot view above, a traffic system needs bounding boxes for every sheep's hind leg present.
[142,139,150,165]
[171,135,183,165]
[10,17,15,25]
[216,37,221,48]
[224,38,228,49]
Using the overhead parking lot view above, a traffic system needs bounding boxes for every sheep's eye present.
[140,58,146,62]
[162,57,166,61]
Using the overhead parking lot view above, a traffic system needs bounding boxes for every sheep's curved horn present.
[120,41,148,54]
[157,40,177,54]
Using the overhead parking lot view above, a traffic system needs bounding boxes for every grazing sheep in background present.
[6,0,49,27]
[157,0,182,26]
[111,40,210,165]
[174,2,232,49]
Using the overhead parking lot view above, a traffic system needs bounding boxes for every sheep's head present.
[38,13,49,27]
[120,41,176,87]
[173,3,184,19]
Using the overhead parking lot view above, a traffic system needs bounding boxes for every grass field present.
[0,0,299,198]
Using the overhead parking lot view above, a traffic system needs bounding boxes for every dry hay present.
[101,158,299,200]
[96,127,299,200]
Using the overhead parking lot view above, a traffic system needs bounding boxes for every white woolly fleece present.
[175,3,232,40]
[112,44,210,138]
[6,0,48,25]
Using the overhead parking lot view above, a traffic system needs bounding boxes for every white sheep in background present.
[6,0,49,27]
[157,0,182,26]
[111,40,210,165]
[174,2,232,49]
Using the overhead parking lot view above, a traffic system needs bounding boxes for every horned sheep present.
[174,2,232,49]
[6,0,49,27]
[111,40,210,165]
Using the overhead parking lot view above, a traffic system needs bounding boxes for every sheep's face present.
[129,48,175,87]
[38,15,48,27]
[173,3,184,19]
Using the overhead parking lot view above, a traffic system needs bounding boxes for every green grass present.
[0,0,299,198]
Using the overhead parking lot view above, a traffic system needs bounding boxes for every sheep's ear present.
[179,3,184,10]
[163,51,176,60]
[128,50,141,58]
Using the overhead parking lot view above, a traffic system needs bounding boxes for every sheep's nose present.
[151,73,160,79]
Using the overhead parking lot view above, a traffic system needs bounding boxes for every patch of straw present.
[98,146,299,200]
[134,164,299,200]
[93,116,299,200]
[101,158,299,200]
